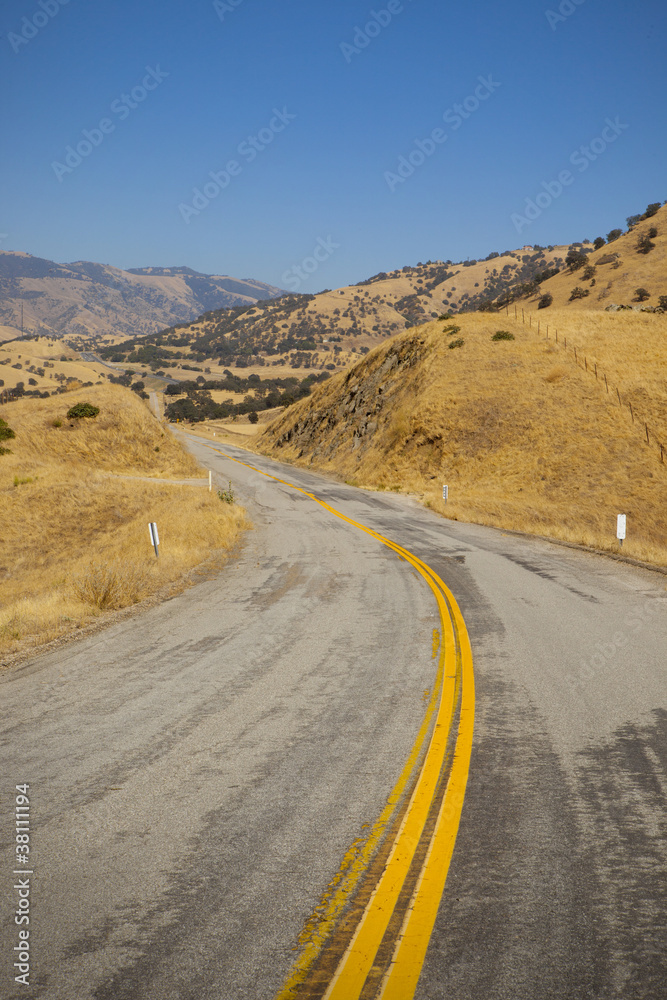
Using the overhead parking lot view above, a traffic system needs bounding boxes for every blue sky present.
[1,0,665,291]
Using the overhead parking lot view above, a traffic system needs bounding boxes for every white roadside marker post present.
[617,514,626,548]
[149,522,160,559]
[443,484,449,504]
[209,470,212,492]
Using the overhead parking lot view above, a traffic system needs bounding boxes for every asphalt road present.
[1,438,666,999]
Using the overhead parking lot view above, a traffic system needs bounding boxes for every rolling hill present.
[258,308,667,568]
[100,245,570,373]
[113,202,664,377]
[517,202,667,313]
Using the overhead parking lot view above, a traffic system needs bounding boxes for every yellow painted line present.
[202,443,475,997]
[275,643,446,999]
[322,597,457,1000]
[378,604,475,999]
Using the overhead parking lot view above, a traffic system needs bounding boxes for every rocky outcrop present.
[264,333,428,460]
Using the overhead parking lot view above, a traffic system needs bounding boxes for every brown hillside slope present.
[259,312,667,567]
[524,203,667,311]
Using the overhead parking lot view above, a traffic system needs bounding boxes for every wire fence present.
[506,303,666,466]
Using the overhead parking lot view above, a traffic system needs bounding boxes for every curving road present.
[1,437,665,999]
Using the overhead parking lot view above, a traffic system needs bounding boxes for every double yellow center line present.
[204,444,475,999]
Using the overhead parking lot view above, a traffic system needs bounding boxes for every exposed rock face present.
[265,333,428,460]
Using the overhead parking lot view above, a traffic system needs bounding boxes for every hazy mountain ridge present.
[0,252,284,342]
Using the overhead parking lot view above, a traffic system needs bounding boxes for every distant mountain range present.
[0,252,284,341]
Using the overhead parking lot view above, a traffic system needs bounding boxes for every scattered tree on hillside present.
[538,292,553,309]
[566,249,588,270]
[569,287,590,301]
[637,233,656,255]
[593,237,606,249]
[607,229,623,243]
[634,287,650,302]
[643,202,661,219]
[658,296,667,311]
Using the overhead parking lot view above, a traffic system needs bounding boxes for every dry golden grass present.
[0,384,248,660]
[259,311,667,568]
[502,307,667,442]
[528,204,667,310]
[0,336,112,390]
[0,325,22,343]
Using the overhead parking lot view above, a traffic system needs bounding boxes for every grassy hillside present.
[0,385,247,661]
[0,335,111,393]
[101,246,568,377]
[259,311,667,568]
[523,203,667,312]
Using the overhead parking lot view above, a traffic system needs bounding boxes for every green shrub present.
[634,287,650,302]
[492,330,515,341]
[538,292,553,309]
[569,287,589,301]
[248,411,259,424]
[443,324,461,336]
[218,481,235,504]
[67,402,100,420]
[658,295,667,311]
[0,418,16,442]
[448,338,464,350]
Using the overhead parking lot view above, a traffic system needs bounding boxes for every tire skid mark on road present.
[202,444,475,1000]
